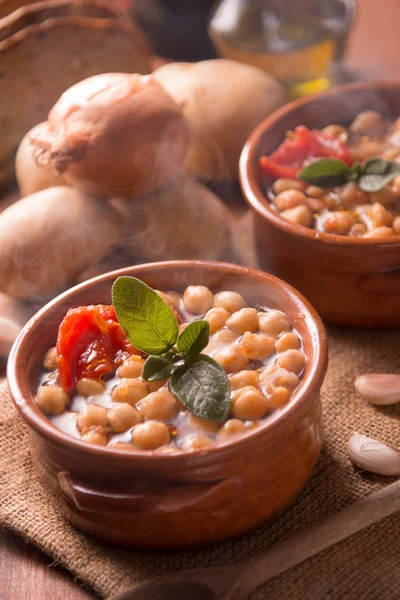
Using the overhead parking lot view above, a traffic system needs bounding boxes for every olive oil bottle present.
[209,0,355,98]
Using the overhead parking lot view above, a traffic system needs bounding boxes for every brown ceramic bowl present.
[8,261,327,549]
[240,81,400,328]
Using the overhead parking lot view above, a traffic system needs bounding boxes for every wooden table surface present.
[2,1,400,598]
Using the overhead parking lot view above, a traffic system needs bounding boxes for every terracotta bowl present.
[8,261,327,549]
[240,81,400,328]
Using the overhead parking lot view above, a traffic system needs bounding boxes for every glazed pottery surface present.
[8,261,328,549]
[240,81,400,328]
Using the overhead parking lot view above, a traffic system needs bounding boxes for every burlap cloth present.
[1,325,400,599]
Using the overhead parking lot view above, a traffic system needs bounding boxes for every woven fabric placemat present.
[1,325,400,599]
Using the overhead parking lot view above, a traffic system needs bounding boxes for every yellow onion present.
[31,73,189,197]
[116,176,232,261]
[16,122,66,197]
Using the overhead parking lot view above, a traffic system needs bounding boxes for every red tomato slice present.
[56,305,140,392]
[259,157,299,180]
[259,126,353,181]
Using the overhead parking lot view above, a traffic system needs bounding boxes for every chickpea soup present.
[35,279,305,453]
[259,112,400,238]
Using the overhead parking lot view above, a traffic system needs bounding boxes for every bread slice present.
[1,0,120,19]
[1,0,46,18]
[0,16,152,187]
[0,0,128,41]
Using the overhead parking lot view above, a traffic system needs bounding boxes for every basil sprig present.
[112,276,230,423]
[298,157,400,192]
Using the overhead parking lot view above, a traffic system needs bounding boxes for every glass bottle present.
[209,0,356,98]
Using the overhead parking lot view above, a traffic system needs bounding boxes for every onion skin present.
[152,59,287,181]
[0,186,123,298]
[16,122,65,197]
[32,73,190,197]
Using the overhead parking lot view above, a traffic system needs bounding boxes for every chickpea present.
[273,369,300,390]
[218,419,246,436]
[260,365,300,390]
[258,310,290,336]
[77,404,108,432]
[240,331,275,360]
[132,421,171,450]
[155,290,174,306]
[212,327,240,346]
[350,111,385,136]
[272,178,306,195]
[36,384,69,415]
[276,349,305,375]
[108,403,142,433]
[137,389,179,421]
[76,378,105,398]
[364,226,394,238]
[335,182,367,208]
[42,347,58,371]
[117,355,144,379]
[232,386,269,420]
[183,285,214,315]
[229,370,260,390]
[349,223,367,237]
[205,307,230,334]
[322,194,339,211]
[81,430,108,446]
[354,203,373,221]
[281,205,312,227]
[323,211,355,235]
[273,190,307,212]
[185,414,218,434]
[305,185,325,198]
[303,197,326,212]
[369,187,397,207]
[351,141,384,162]
[165,290,182,308]
[322,124,347,142]
[181,434,215,451]
[214,345,249,373]
[111,378,147,405]
[267,385,291,409]
[392,216,400,235]
[226,308,258,334]
[110,442,136,451]
[370,203,393,228]
[147,378,169,393]
[213,291,247,313]
[275,332,301,352]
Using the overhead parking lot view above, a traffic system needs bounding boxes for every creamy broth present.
[36,286,305,452]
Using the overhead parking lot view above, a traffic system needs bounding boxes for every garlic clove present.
[347,432,400,476]
[355,373,400,405]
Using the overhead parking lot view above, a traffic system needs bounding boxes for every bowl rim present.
[7,260,328,464]
[239,80,400,247]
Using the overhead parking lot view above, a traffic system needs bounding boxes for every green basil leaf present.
[298,158,349,188]
[177,320,210,361]
[170,354,230,423]
[348,161,362,181]
[142,355,173,382]
[112,276,179,355]
[358,158,400,192]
